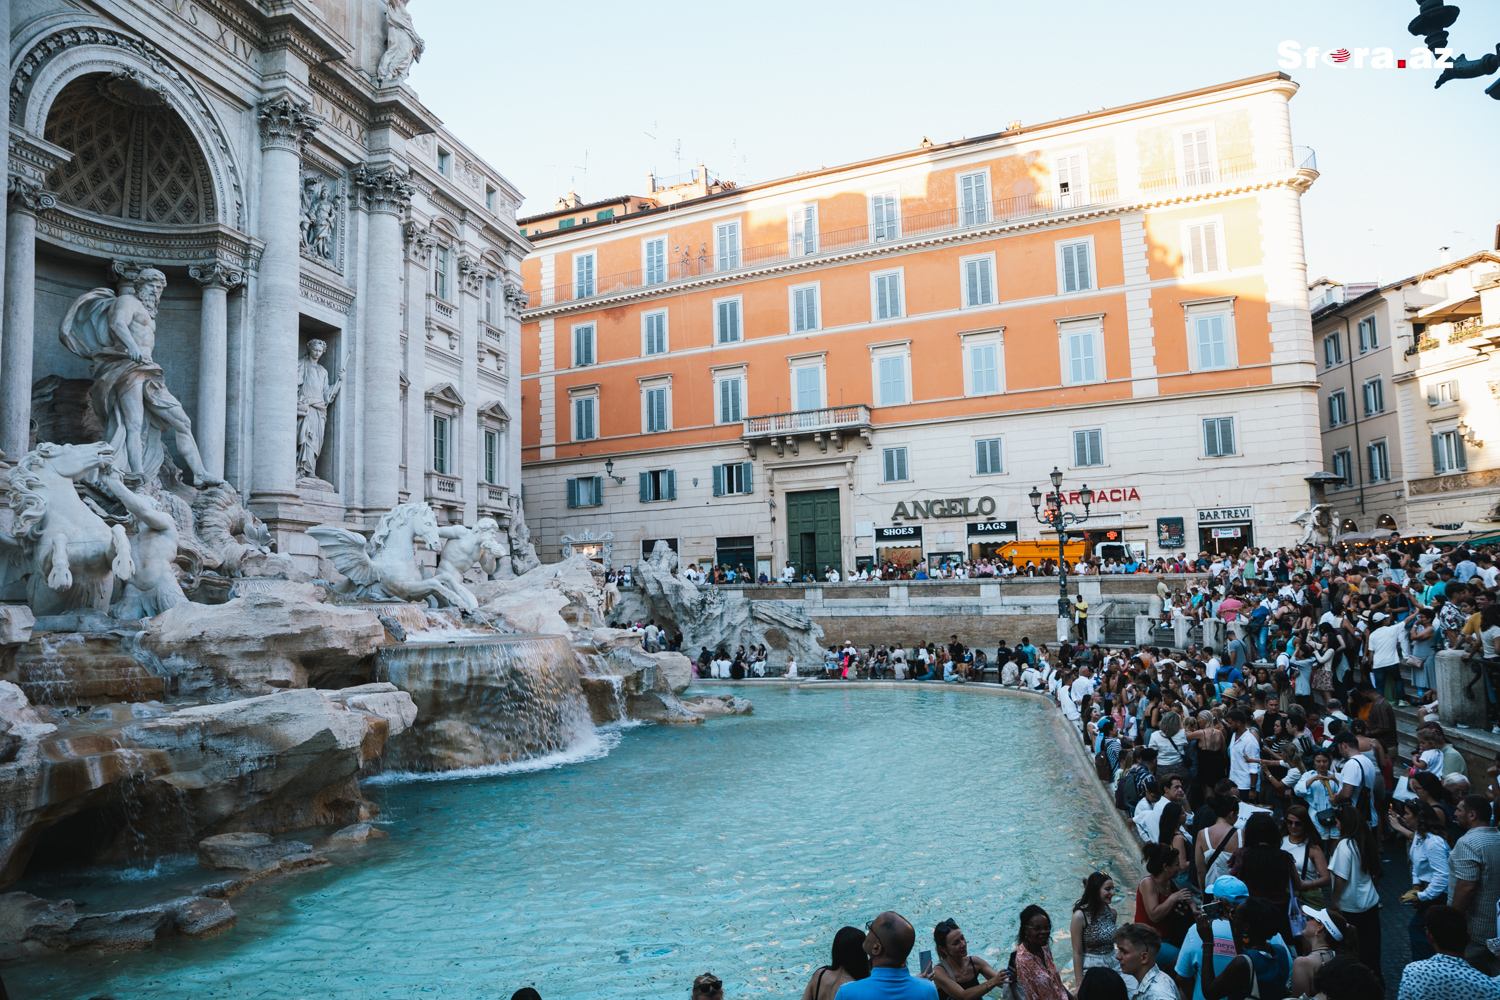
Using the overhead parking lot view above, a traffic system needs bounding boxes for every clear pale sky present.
[406,0,1500,286]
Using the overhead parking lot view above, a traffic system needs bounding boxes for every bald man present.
[835,911,938,1000]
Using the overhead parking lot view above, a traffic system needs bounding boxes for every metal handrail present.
[530,149,1316,308]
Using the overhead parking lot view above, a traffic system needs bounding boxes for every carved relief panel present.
[299,168,345,272]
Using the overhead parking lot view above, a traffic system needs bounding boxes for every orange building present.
[518,73,1324,577]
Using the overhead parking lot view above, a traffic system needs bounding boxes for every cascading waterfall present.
[373,634,595,773]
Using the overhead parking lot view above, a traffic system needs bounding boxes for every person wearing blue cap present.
[1172,877,1294,1000]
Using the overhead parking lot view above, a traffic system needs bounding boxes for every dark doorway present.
[785,488,841,580]
[715,535,755,575]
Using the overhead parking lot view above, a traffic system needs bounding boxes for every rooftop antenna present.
[572,150,589,200]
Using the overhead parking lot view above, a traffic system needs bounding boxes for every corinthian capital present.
[6,176,56,214]
[258,95,322,152]
[352,164,416,216]
[190,261,245,291]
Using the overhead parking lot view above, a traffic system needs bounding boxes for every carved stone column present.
[189,262,244,481]
[0,179,55,460]
[252,95,320,504]
[352,165,414,518]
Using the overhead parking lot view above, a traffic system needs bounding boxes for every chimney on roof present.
[1007,119,1022,130]
[919,136,933,148]
[1439,246,1452,265]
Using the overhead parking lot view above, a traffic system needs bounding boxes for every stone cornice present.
[257,1,352,65]
[300,272,356,315]
[8,128,71,189]
[35,206,265,271]
[259,95,322,152]
[521,175,1310,321]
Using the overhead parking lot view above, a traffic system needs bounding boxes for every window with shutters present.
[1185,304,1235,371]
[792,363,824,412]
[483,276,497,325]
[963,332,1003,396]
[1073,429,1104,467]
[1328,391,1348,427]
[958,170,990,226]
[1331,449,1352,487]
[1053,151,1087,208]
[1203,417,1235,457]
[789,203,818,256]
[437,149,452,176]
[1433,429,1467,474]
[714,296,742,343]
[975,437,1003,475]
[573,251,596,298]
[962,253,996,307]
[432,415,451,474]
[715,221,740,270]
[882,447,909,483]
[1182,219,1224,276]
[715,374,744,424]
[434,246,453,301]
[1178,127,1216,186]
[572,323,596,366]
[596,208,614,221]
[484,430,499,484]
[872,347,910,407]
[1368,440,1390,482]
[1427,380,1461,406]
[869,191,900,242]
[872,269,904,321]
[642,310,668,356]
[1056,239,1094,294]
[571,394,597,441]
[639,469,676,502]
[791,283,820,333]
[566,476,603,508]
[1323,334,1343,368]
[643,237,667,285]
[713,462,754,496]
[643,384,670,433]
[1357,315,1378,352]
[1362,378,1384,415]
[1060,322,1102,385]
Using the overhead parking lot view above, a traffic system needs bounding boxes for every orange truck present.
[994,539,1087,565]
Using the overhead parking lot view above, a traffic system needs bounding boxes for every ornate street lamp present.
[1029,466,1093,637]
[603,458,625,485]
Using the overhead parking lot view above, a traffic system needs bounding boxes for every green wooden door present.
[785,489,840,580]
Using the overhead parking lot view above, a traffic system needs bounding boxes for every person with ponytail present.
[1289,905,1358,996]
[1134,842,1195,969]
[1069,872,1121,989]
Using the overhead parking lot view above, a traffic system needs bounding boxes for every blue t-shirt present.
[1174,920,1293,1000]
[835,966,938,1000]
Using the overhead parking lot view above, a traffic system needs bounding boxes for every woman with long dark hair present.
[1388,797,1451,961]
[1158,802,1191,887]
[1230,813,1305,946]
[1069,871,1120,988]
[1135,842,1194,969]
[1328,803,1382,978]
[930,918,1007,1000]
[1075,968,1127,1000]
[799,926,870,1000]
[1007,905,1069,1000]
[1281,803,1330,909]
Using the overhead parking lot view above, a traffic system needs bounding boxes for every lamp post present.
[603,458,625,485]
[1029,467,1093,639]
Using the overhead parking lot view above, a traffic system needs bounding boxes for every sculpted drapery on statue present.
[296,339,344,481]
[375,0,425,86]
[58,268,222,487]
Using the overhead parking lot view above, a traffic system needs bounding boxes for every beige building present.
[1312,249,1500,532]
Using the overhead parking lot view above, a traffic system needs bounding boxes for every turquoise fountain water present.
[7,685,1136,999]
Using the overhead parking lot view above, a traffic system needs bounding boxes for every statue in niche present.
[300,175,339,262]
[102,469,187,618]
[58,268,222,487]
[375,0,425,87]
[296,339,344,483]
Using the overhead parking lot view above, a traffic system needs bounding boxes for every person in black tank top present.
[930,919,1008,1000]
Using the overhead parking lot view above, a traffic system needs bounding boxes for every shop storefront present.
[874,525,924,571]
[1196,506,1254,555]
[967,520,1019,560]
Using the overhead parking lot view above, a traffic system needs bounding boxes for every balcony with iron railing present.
[741,405,871,458]
[529,149,1317,310]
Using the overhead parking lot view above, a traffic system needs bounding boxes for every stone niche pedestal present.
[251,482,363,578]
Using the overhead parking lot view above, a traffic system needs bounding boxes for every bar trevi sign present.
[893,496,997,520]
[1197,506,1252,523]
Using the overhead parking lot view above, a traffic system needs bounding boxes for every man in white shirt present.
[1020,664,1042,690]
[1226,709,1260,800]
[1058,683,1080,723]
[1135,774,1187,842]
[824,566,840,583]
[1365,612,1403,697]
[780,561,796,583]
[1331,731,1380,827]
[1114,922,1177,1000]
[1070,664,1097,703]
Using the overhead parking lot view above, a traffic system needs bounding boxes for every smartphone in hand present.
[920,950,933,975]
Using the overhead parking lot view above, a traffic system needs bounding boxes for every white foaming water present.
[365,720,641,785]
[400,626,496,643]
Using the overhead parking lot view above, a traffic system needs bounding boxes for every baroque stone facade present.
[0,0,532,570]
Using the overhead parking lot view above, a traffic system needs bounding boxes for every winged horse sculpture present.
[308,502,478,609]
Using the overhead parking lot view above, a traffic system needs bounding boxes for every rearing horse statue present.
[0,442,135,616]
[309,502,477,609]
